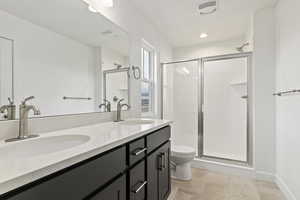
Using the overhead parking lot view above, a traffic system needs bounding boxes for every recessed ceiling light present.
[200,33,208,38]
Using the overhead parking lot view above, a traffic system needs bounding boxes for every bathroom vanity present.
[0,120,171,200]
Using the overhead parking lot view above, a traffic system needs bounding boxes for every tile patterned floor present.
[168,168,286,200]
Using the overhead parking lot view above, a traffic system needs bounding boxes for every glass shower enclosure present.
[161,53,252,165]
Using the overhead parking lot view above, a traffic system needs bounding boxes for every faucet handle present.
[8,97,14,105]
[118,98,125,104]
[22,96,35,104]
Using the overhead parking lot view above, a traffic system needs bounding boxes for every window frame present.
[141,42,156,117]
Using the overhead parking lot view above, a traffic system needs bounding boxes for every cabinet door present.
[129,161,146,200]
[147,141,170,200]
[158,142,170,200]
[90,175,126,200]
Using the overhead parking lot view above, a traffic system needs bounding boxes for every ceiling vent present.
[198,1,217,15]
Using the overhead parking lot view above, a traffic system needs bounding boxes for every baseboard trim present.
[255,170,275,182]
[275,175,297,200]
[192,159,274,181]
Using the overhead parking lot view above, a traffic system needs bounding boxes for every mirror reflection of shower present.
[236,43,250,52]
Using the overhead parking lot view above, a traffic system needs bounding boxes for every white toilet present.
[171,145,196,181]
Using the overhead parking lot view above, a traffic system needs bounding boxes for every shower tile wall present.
[163,61,199,155]
[203,57,248,161]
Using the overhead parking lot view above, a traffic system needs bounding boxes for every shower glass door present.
[200,54,250,163]
[162,60,199,155]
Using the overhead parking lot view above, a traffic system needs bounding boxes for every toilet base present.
[171,162,192,181]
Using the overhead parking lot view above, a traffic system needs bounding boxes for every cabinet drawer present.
[147,126,170,153]
[129,161,146,200]
[7,146,126,200]
[129,138,146,165]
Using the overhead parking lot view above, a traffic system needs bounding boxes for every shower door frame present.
[199,52,253,166]
[161,52,253,166]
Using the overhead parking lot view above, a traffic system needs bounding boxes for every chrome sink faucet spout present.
[6,96,41,143]
[115,98,129,122]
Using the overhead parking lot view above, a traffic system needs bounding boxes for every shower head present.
[236,43,250,52]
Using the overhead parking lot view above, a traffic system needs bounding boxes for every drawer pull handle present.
[132,181,147,194]
[132,147,147,156]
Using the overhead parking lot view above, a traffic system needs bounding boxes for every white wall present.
[0,10,99,117]
[0,0,172,140]
[0,37,13,113]
[275,0,300,199]
[252,6,276,176]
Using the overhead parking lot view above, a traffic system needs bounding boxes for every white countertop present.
[0,118,172,195]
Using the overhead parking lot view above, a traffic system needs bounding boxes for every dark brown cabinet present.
[147,141,171,200]
[129,161,146,200]
[90,175,126,200]
[158,142,171,200]
[1,126,171,200]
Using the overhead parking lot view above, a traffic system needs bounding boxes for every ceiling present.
[0,0,130,55]
[131,0,277,47]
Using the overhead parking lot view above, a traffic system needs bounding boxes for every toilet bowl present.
[171,145,196,181]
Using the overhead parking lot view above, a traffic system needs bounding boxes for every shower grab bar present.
[273,89,300,96]
[63,96,92,100]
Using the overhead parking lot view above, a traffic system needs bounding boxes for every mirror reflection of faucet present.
[0,97,16,120]
[114,63,122,69]
[99,99,111,112]
[5,96,41,143]
[113,96,119,102]
[115,98,130,122]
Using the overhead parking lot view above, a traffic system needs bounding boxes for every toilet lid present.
[171,145,196,157]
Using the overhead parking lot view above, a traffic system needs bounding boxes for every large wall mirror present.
[0,0,131,120]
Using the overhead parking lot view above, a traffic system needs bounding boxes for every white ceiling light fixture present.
[200,33,208,38]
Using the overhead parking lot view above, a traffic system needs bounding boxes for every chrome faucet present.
[0,97,16,120]
[115,99,129,122]
[5,96,41,143]
[99,99,111,112]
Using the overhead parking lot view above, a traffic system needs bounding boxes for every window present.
[141,43,155,116]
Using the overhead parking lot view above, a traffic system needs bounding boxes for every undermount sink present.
[0,135,90,159]
[119,119,155,126]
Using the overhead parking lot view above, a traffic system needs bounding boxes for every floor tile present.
[168,168,286,200]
